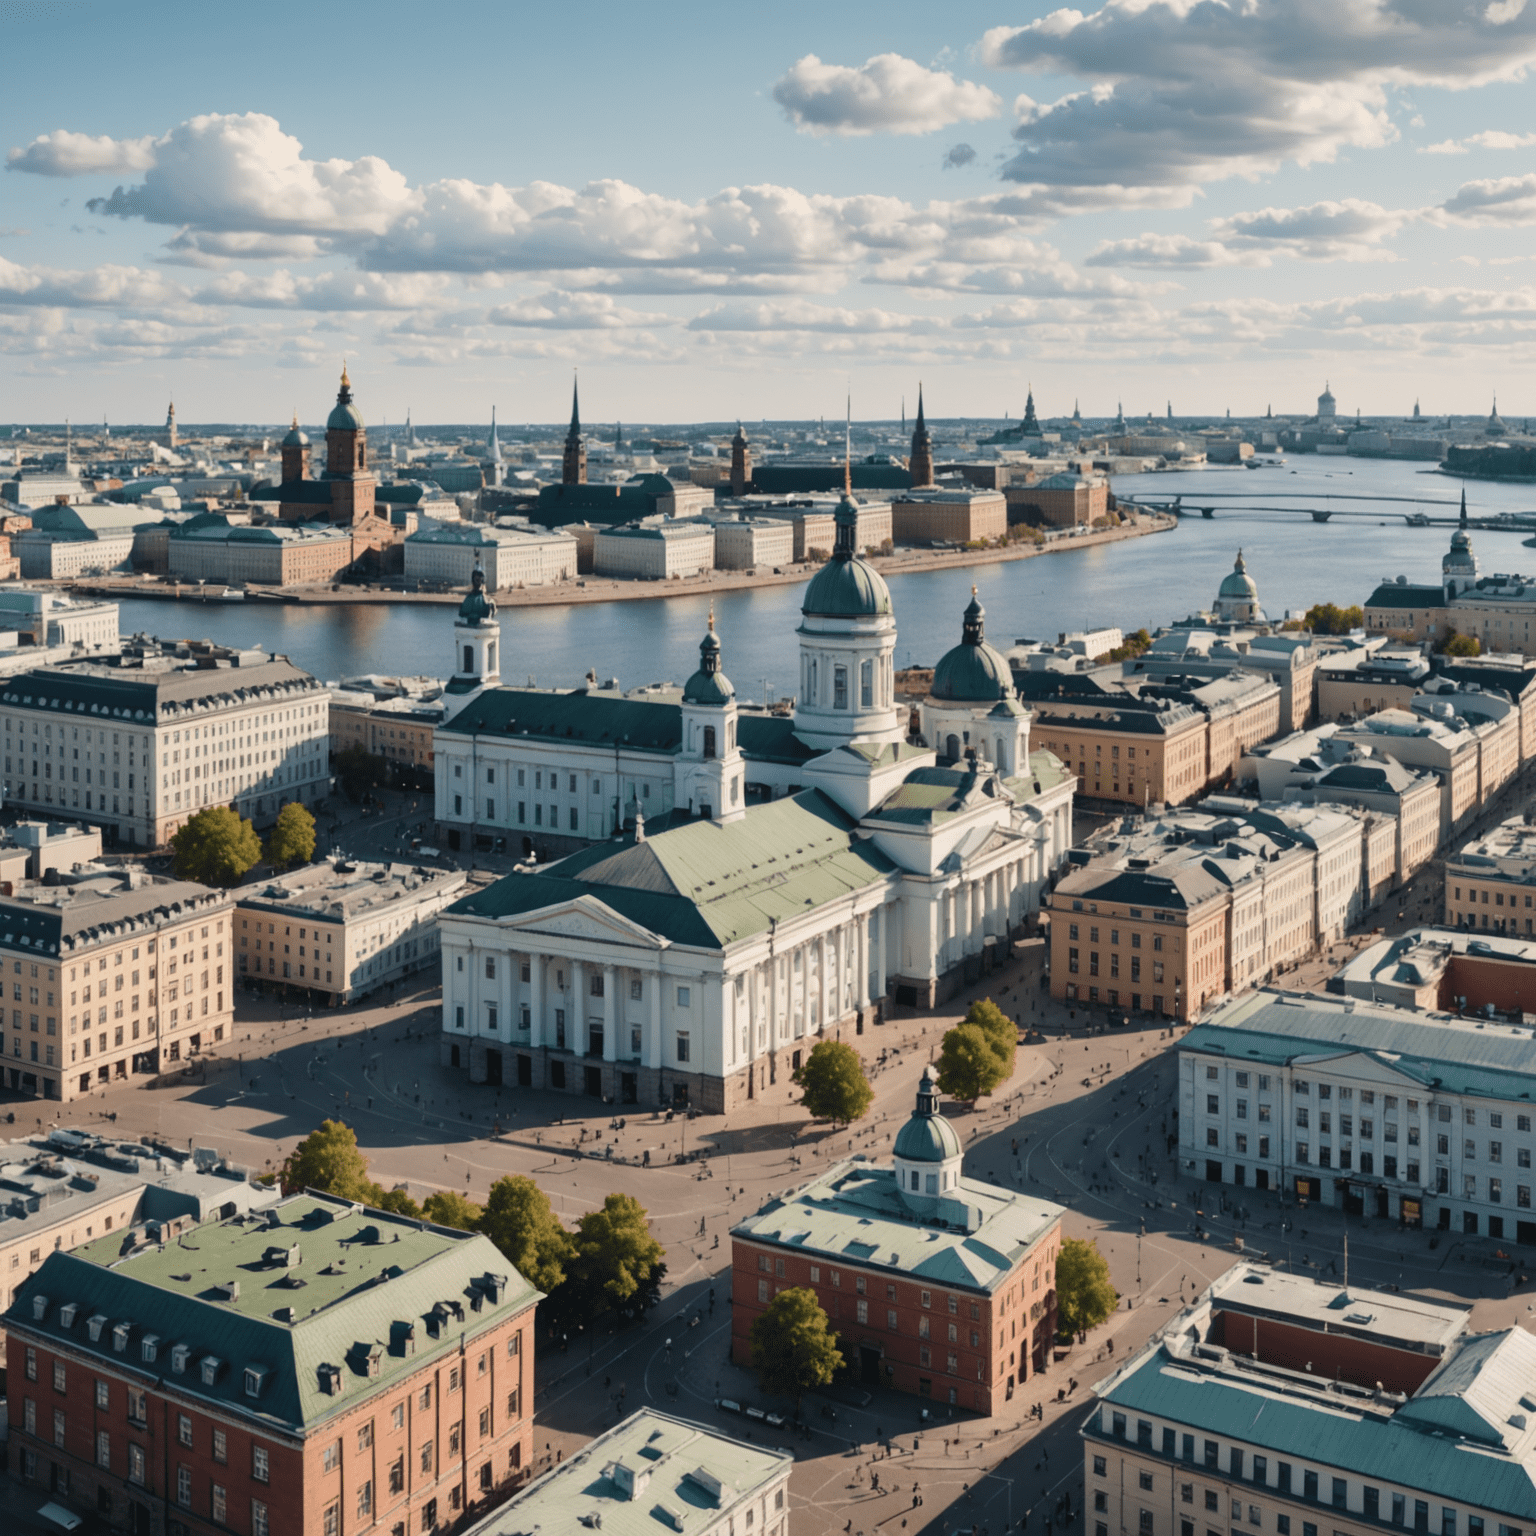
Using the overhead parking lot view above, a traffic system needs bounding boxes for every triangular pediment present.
[517,894,667,950]
[1290,1048,1427,1089]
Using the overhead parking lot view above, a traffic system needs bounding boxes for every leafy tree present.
[1301,602,1364,636]
[935,1023,1009,1103]
[793,1039,873,1128]
[965,998,1016,1077]
[749,1287,844,1414]
[422,1190,482,1230]
[377,1186,423,1219]
[170,806,262,887]
[1438,628,1481,657]
[566,1193,666,1323]
[1056,1237,1119,1337]
[279,1120,379,1201]
[1106,628,1152,662]
[478,1175,575,1296]
[267,802,317,870]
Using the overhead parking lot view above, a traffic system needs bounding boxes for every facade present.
[1332,710,1480,841]
[4,1192,540,1536]
[889,488,1007,545]
[0,590,119,650]
[1030,696,1210,807]
[1444,812,1536,932]
[328,692,440,781]
[0,641,328,848]
[1082,1265,1536,1536]
[235,859,469,1005]
[1132,631,1317,738]
[1009,472,1107,528]
[593,520,715,580]
[0,867,233,1102]
[1314,646,1430,719]
[1332,926,1536,1013]
[404,523,577,590]
[16,526,135,579]
[435,500,1073,1105]
[462,1410,791,1536]
[732,1068,1064,1413]
[1182,987,1536,1233]
[712,515,795,570]
[168,516,356,586]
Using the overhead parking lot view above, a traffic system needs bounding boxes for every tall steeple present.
[730,420,752,497]
[562,373,586,485]
[1021,384,1040,436]
[486,406,502,464]
[909,383,934,488]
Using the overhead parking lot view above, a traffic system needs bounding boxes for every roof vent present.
[318,1363,344,1396]
[215,1279,240,1302]
[684,1467,724,1506]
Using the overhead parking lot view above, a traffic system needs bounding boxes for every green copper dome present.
[683,615,734,705]
[893,1067,961,1163]
[282,417,310,448]
[802,489,892,618]
[930,590,1012,702]
[1217,552,1259,602]
[458,564,496,624]
[327,365,364,432]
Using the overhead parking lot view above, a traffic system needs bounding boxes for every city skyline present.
[5,1,1536,420]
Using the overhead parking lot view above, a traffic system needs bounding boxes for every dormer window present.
[60,1302,78,1329]
[87,1313,108,1342]
[31,1294,48,1321]
[319,1363,344,1396]
[171,1344,190,1375]
[141,1335,159,1364]
[201,1356,222,1386]
[244,1365,267,1398]
[113,1323,131,1354]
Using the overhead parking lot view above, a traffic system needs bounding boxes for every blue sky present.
[4,0,1536,425]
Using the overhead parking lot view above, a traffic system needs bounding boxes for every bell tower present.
[676,607,745,823]
[323,364,376,525]
[562,376,587,485]
[280,412,311,484]
[730,421,752,496]
[909,384,933,488]
[443,565,502,723]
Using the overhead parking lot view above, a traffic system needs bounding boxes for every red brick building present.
[730,1068,1063,1414]
[5,1192,540,1536]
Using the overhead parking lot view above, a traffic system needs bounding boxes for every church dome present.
[1446,528,1476,568]
[1217,552,1259,603]
[893,1067,961,1163]
[682,612,734,705]
[930,589,1012,702]
[458,564,496,624]
[802,491,892,618]
[327,365,365,432]
[282,414,309,448]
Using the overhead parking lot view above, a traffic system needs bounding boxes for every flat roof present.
[463,1410,791,1536]
[234,860,467,925]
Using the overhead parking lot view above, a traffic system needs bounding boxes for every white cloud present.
[1421,128,1536,153]
[688,300,936,333]
[772,54,1000,137]
[1213,199,1416,260]
[486,291,671,329]
[6,129,157,177]
[196,270,449,311]
[1086,233,1268,269]
[0,255,185,308]
[1435,173,1536,225]
[979,0,1536,211]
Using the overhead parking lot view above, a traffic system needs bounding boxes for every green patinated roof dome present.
[803,555,891,618]
[894,1069,961,1163]
[458,565,496,624]
[328,399,365,432]
[930,590,1012,702]
[1218,552,1259,601]
[683,617,734,704]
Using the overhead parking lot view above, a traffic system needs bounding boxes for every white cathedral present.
[434,491,1075,1110]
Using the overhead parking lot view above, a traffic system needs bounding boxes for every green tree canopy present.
[1056,1237,1119,1337]
[1301,602,1364,636]
[277,1119,423,1216]
[1438,628,1481,657]
[965,997,1016,1077]
[1107,628,1152,662]
[566,1193,666,1323]
[422,1190,482,1231]
[935,1023,1010,1103]
[792,1039,873,1127]
[267,802,317,870]
[748,1287,844,1413]
[170,805,262,887]
[478,1175,575,1297]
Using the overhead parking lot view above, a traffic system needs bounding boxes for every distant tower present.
[615,420,623,449]
[676,607,745,824]
[1443,491,1479,599]
[1317,381,1337,420]
[562,375,586,485]
[486,406,502,464]
[1021,385,1040,436]
[1114,400,1126,432]
[280,411,311,484]
[1413,398,1422,420]
[730,421,752,497]
[443,564,502,723]
[163,401,178,449]
[1168,401,1174,420]
[1266,404,1273,419]
[908,385,934,488]
[322,363,375,524]
[1487,397,1507,438]
[1072,400,1081,424]
[1213,550,1265,624]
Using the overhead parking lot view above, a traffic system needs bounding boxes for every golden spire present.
[972,583,978,597]
[340,359,351,388]
[291,409,298,429]
[708,602,715,632]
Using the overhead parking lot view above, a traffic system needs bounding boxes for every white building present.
[593,520,715,580]
[0,591,118,651]
[0,641,328,848]
[235,859,469,1005]
[404,523,577,590]
[712,516,795,570]
[435,492,1075,1108]
[1182,987,1536,1235]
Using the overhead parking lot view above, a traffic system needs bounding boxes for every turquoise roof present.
[282,424,309,448]
[931,591,1013,702]
[893,1110,961,1163]
[802,554,892,618]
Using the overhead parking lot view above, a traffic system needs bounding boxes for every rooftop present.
[463,1410,791,1536]
[7,1191,540,1434]
[234,860,468,925]
[731,1153,1063,1293]
[0,868,228,957]
[1447,813,1536,879]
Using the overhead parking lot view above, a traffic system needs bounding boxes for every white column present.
[770,950,780,1043]
[875,903,888,999]
[647,971,663,1070]
[603,965,617,1062]
[571,960,586,1053]
[856,915,870,1010]
[528,951,544,1049]
[817,935,828,1032]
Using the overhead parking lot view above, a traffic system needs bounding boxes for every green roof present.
[5,1192,540,1434]
[1366,583,1446,610]
[802,554,892,618]
[449,790,894,949]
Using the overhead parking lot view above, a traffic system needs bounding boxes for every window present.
[97,1430,111,1469]
[178,1413,193,1448]
[324,1440,341,1472]
[178,1465,193,1508]
[358,1482,373,1519]
[253,1501,270,1536]
[253,1445,270,1484]
[213,1429,226,1464]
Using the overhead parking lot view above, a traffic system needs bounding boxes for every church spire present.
[561,372,587,485]
[567,373,581,437]
[909,382,934,488]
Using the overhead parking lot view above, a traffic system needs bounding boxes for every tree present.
[1107,628,1152,662]
[267,802,317,870]
[478,1176,575,1296]
[1301,602,1363,636]
[1056,1237,1119,1337]
[565,1193,666,1324]
[748,1288,844,1415]
[1438,627,1482,657]
[334,744,387,800]
[422,1190,482,1231]
[964,998,1016,1078]
[279,1120,379,1202]
[793,1039,873,1127]
[935,1023,1009,1103]
[170,805,262,887]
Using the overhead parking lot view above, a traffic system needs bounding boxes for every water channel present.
[110,457,1536,701]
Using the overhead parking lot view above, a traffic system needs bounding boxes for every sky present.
[4,0,1536,426]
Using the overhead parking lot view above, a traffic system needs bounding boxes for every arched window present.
[487,641,497,674]
[860,659,873,708]
[703,726,716,759]
[996,736,1006,765]
[833,666,848,710]
[945,733,960,761]
[463,645,473,674]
